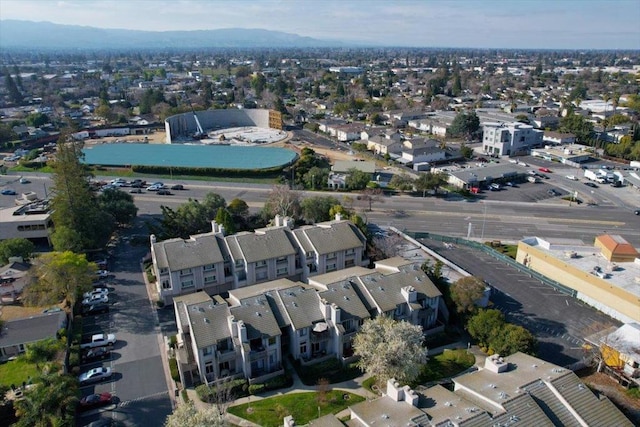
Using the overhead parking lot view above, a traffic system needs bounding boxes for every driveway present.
[77,216,173,427]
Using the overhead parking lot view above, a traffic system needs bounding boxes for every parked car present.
[83,288,109,299]
[146,184,162,191]
[1,189,17,195]
[547,189,560,196]
[96,270,110,279]
[82,347,111,362]
[505,181,515,187]
[490,183,501,191]
[157,189,172,195]
[81,294,109,306]
[539,167,552,173]
[170,184,184,190]
[584,182,598,188]
[82,303,109,316]
[565,175,577,181]
[80,333,116,349]
[78,367,112,385]
[78,392,115,410]
[19,178,30,184]
[129,188,142,193]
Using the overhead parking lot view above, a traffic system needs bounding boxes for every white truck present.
[80,333,116,350]
[584,169,606,183]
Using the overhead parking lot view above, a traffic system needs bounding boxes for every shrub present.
[248,384,265,395]
[264,374,292,390]
[169,358,180,382]
[156,300,165,308]
[169,335,177,349]
[181,389,190,402]
[195,379,248,403]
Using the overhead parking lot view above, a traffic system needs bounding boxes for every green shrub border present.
[131,164,287,178]
[169,358,180,382]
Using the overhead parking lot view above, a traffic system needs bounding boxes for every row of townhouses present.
[150,214,368,303]
[172,257,444,386]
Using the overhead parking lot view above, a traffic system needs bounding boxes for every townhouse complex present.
[172,257,443,385]
[150,214,368,303]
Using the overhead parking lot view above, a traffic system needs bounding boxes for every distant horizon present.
[1,0,639,50]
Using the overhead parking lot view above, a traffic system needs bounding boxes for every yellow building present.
[516,235,640,323]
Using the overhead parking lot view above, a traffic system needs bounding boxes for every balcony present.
[310,330,330,343]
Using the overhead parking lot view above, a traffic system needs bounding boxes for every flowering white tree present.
[353,316,428,384]
[164,401,227,427]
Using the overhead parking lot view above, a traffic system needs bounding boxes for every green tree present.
[164,401,227,427]
[251,73,267,98]
[0,238,35,264]
[50,139,115,250]
[466,309,505,348]
[451,276,486,314]
[389,174,414,192]
[24,338,62,370]
[227,198,249,219]
[23,251,96,308]
[414,172,447,197]
[448,111,480,139]
[13,372,79,427]
[346,168,371,190]
[301,196,339,223]
[0,122,17,144]
[560,113,594,144]
[459,143,474,159]
[25,112,49,128]
[491,324,537,356]
[156,192,227,239]
[50,226,84,253]
[3,68,22,104]
[353,316,428,385]
[215,208,236,235]
[98,188,138,225]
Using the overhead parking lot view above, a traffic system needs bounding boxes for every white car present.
[79,367,112,385]
[82,294,109,306]
[146,184,163,191]
[96,270,110,279]
[83,288,109,299]
[565,175,578,181]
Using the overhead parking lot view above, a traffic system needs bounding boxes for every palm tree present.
[13,372,79,427]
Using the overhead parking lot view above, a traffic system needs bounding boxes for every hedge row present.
[196,379,248,403]
[131,164,285,177]
[169,358,180,382]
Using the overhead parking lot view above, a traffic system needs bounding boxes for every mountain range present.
[0,20,347,50]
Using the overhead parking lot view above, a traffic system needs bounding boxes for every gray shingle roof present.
[0,311,67,348]
[317,281,371,321]
[230,295,282,339]
[297,221,365,255]
[153,232,224,270]
[227,228,296,263]
[276,286,323,329]
[188,301,232,349]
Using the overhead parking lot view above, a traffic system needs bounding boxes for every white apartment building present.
[482,122,543,156]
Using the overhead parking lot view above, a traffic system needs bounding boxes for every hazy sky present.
[2,0,639,49]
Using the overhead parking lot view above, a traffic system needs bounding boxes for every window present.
[205,362,214,375]
[219,361,230,372]
[204,275,216,284]
[203,346,213,356]
[345,248,355,255]
[300,328,307,337]
[306,251,315,258]
[276,256,287,263]
[235,259,244,268]
[181,280,194,289]
[218,339,229,352]
[256,260,267,267]
[300,344,307,354]
[268,336,276,346]
[327,252,337,259]
[308,263,317,273]
[180,269,192,276]
[161,280,171,289]
[159,267,169,275]
[345,259,355,268]
[256,271,268,281]
[203,264,214,271]
[326,263,337,272]
[276,267,288,276]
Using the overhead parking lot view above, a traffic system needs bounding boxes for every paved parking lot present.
[418,238,620,368]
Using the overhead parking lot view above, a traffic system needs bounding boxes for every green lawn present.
[227,390,365,427]
[413,349,475,386]
[0,357,39,387]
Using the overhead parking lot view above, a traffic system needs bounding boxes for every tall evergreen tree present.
[3,67,22,104]
[50,138,114,250]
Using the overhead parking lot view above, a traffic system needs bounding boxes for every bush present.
[248,384,265,395]
[195,379,248,403]
[181,389,190,402]
[169,335,177,349]
[156,300,165,308]
[169,358,180,382]
[291,357,362,386]
[264,374,293,390]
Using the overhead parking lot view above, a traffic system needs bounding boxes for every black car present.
[635,209,640,215]
[157,189,172,195]
[170,184,184,190]
[82,303,109,315]
[82,347,111,362]
[584,182,598,188]
[547,189,560,196]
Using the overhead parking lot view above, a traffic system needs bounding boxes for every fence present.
[405,231,577,298]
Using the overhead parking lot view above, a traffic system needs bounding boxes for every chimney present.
[330,302,341,324]
[335,212,342,221]
[386,378,404,402]
[238,320,247,342]
[211,220,218,233]
[401,286,417,303]
[284,216,295,229]
[218,224,225,236]
[150,234,157,244]
[274,214,282,227]
[403,385,419,407]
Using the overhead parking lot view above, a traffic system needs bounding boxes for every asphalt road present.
[419,238,620,368]
[76,217,172,427]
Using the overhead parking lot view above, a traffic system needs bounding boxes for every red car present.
[538,167,552,173]
[79,392,115,410]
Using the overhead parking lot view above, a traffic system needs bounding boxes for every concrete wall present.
[516,242,639,323]
[165,109,272,143]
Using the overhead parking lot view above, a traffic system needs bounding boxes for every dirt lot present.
[0,304,56,321]
[579,371,640,424]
